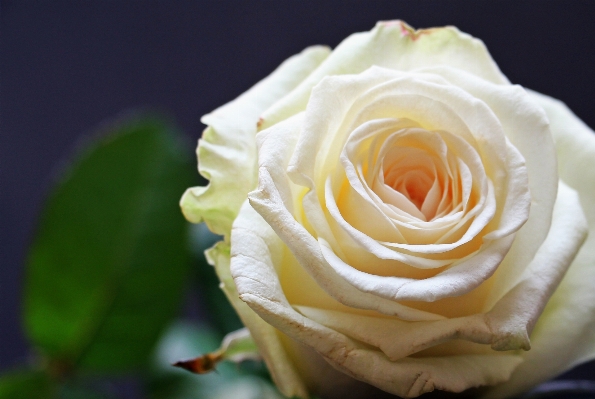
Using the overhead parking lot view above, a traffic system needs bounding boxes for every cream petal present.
[296,306,493,360]
[374,179,427,221]
[357,128,450,225]
[206,240,307,398]
[331,175,409,244]
[188,21,594,399]
[260,21,508,130]
[329,350,522,398]
[339,119,424,239]
[528,90,595,233]
[481,92,595,398]
[180,45,329,237]
[254,113,306,217]
[305,70,507,183]
[483,182,588,353]
[324,178,451,269]
[287,68,406,191]
[381,155,490,251]
[343,70,533,248]
[387,234,515,302]
[420,175,442,220]
[246,286,522,398]
[319,234,515,302]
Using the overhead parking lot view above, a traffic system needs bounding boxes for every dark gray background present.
[2,0,594,382]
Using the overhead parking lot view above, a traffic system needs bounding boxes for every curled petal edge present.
[180,46,330,237]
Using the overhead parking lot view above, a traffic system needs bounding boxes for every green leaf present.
[0,371,55,399]
[23,114,196,373]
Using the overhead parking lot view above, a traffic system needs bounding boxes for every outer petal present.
[180,45,330,237]
[482,92,595,398]
[528,90,595,241]
[482,182,588,352]
[207,240,308,398]
[260,20,508,130]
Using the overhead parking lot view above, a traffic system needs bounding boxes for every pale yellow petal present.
[181,46,330,237]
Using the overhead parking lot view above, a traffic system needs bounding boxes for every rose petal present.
[187,21,595,399]
[335,124,497,253]
[318,233,515,302]
[206,240,307,398]
[528,90,595,234]
[180,45,329,237]
[260,21,508,130]
[482,92,595,398]
[296,305,494,360]
[246,175,586,360]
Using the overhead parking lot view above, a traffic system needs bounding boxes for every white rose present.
[181,21,595,398]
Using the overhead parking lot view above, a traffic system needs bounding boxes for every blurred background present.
[2,1,595,398]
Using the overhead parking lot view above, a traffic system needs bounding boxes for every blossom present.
[181,21,595,398]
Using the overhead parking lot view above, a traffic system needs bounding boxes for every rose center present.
[385,167,434,211]
[375,143,446,222]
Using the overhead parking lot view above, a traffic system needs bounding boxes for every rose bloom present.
[181,21,595,398]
